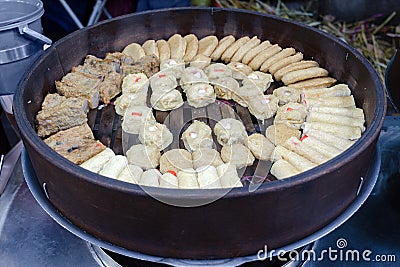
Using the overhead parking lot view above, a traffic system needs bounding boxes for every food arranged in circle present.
[35,33,365,189]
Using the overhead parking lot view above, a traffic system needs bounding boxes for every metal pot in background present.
[0,0,51,96]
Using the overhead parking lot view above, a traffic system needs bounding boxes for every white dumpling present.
[122,73,149,94]
[185,83,216,108]
[138,122,173,151]
[220,144,255,169]
[126,144,161,170]
[181,120,213,152]
[122,105,155,134]
[150,89,184,111]
[213,118,247,146]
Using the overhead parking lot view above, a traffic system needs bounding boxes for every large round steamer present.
[14,8,386,259]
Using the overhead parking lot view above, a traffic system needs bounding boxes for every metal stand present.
[58,0,112,29]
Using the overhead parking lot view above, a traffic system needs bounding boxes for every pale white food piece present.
[247,94,279,120]
[150,89,184,111]
[282,67,329,85]
[221,144,255,169]
[204,63,232,79]
[160,58,185,78]
[122,73,149,94]
[306,111,365,131]
[246,133,275,161]
[156,39,170,61]
[126,144,161,170]
[308,106,364,120]
[214,118,247,146]
[159,149,193,174]
[270,159,300,179]
[117,164,143,184]
[241,40,272,65]
[197,165,222,189]
[302,122,361,140]
[114,90,148,116]
[160,172,179,188]
[242,71,273,92]
[122,42,145,60]
[273,86,300,106]
[177,168,199,189]
[210,76,239,100]
[80,148,115,173]
[180,67,209,89]
[271,145,316,172]
[142,39,159,58]
[168,34,186,60]
[122,105,155,134]
[231,36,261,63]
[140,169,161,187]
[275,102,307,129]
[99,155,128,179]
[138,122,173,151]
[192,148,224,169]
[216,163,243,188]
[189,54,211,69]
[231,84,264,108]
[150,72,178,93]
[227,62,253,79]
[197,35,218,57]
[302,129,355,151]
[181,120,213,152]
[300,135,342,158]
[210,35,236,61]
[283,136,329,165]
[265,123,301,146]
[185,83,216,108]
[303,96,356,108]
[183,34,199,62]
[301,84,351,98]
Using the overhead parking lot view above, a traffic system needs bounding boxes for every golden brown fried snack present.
[231,36,261,63]
[274,60,319,81]
[168,34,186,60]
[142,40,159,58]
[156,39,170,61]
[282,67,329,85]
[268,52,303,75]
[183,34,199,62]
[242,40,272,65]
[248,44,282,70]
[260,47,296,72]
[210,35,236,61]
[197,35,219,57]
[221,36,250,63]
[288,77,337,90]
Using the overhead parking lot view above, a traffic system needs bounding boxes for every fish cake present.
[282,67,329,85]
[181,120,213,152]
[160,149,193,174]
[156,39,170,61]
[242,40,272,65]
[183,34,199,62]
[231,36,261,63]
[221,144,255,169]
[197,165,222,189]
[268,52,303,75]
[185,83,216,108]
[192,148,224,169]
[197,35,219,57]
[248,44,282,70]
[210,76,239,100]
[221,36,250,63]
[288,77,337,90]
[274,60,319,81]
[260,47,296,72]
[168,34,186,60]
[150,89,184,111]
[210,35,235,61]
[227,62,253,79]
[214,118,247,146]
[271,159,300,179]
[273,86,300,106]
[126,144,161,170]
[246,133,275,161]
[138,122,174,151]
[189,54,211,69]
[265,123,301,146]
[122,42,146,60]
[142,39,159,58]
